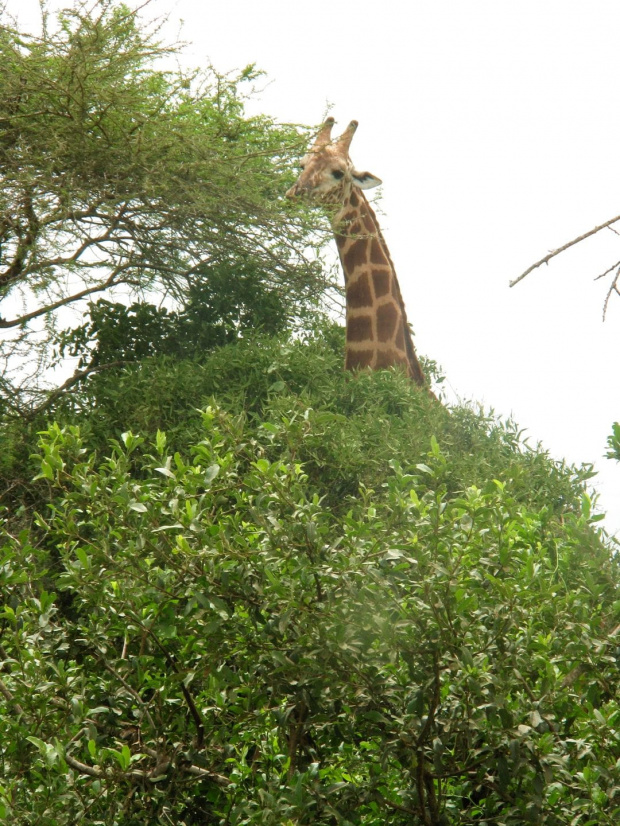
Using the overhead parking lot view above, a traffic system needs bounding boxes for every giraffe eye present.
[332,170,345,180]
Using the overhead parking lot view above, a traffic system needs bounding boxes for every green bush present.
[1,338,618,824]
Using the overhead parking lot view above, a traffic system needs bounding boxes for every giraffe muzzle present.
[286,182,310,199]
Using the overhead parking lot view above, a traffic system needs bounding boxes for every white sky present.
[13,0,620,536]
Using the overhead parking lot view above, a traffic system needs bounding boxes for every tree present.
[0,0,330,410]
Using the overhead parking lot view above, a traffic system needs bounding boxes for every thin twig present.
[140,625,206,749]
[510,214,620,288]
[603,268,620,321]
[183,764,231,785]
[102,661,158,733]
[594,259,620,281]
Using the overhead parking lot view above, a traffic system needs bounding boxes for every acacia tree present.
[0,0,329,409]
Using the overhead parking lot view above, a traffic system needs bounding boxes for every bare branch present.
[510,214,620,288]
[593,259,620,282]
[0,265,130,328]
[603,268,620,321]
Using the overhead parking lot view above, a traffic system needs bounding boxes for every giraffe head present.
[286,117,382,204]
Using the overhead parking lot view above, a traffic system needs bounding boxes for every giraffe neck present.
[332,188,427,386]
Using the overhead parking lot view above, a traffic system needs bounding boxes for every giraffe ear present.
[351,170,382,190]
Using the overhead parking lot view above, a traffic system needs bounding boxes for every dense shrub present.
[1,336,618,825]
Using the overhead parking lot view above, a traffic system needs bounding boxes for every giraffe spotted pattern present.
[286,117,429,389]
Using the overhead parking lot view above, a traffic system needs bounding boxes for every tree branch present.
[101,660,158,734]
[65,753,103,778]
[139,624,206,749]
[0,676,25,717]
[64,748,232,785]
[0,265,130,328]
[510,214,620,288]
[22,360,125,421]
[602,266,620,321]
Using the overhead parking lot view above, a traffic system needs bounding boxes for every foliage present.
[606,422,620,462]
[0,0,328,407]
[54,259,294,369]
[1,335,618,825]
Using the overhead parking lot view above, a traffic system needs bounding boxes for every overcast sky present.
[14,0,620,536]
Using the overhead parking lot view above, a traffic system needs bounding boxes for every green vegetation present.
[0,0,327,410]
[607,422,620,463]
[2,333,619,825]
[1,2,619,824]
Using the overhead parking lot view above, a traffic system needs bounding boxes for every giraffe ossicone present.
[286,117,429,389]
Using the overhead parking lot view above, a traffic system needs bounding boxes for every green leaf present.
[75,547,90,568]
[129,502,148,512]
[155,430,167,454]
[26,736,47,753]
[155,466,175,478]
[121,745,131,770]
[37,459,55,481]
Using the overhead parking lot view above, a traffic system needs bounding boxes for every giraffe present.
[286,117,429,388]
